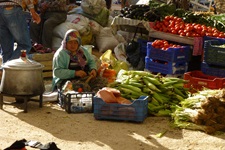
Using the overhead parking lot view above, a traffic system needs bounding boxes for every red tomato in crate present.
[78,88,83,93]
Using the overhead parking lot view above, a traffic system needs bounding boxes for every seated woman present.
[52,29,108,93]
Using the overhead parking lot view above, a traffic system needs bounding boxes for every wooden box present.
[32,53,54,78]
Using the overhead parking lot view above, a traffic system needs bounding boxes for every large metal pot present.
[0,57,45,96]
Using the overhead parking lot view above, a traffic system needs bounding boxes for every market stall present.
[2,0,225,138]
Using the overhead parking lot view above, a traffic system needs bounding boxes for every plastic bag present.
[114,43,130,67]
[100,49,128,74]
[81,0,106,15]
[81,29,94,45]
[100,49,117,67]
[125,41,141,68]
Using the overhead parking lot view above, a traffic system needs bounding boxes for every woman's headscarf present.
[62,29,86,69]
[62,29,82,49]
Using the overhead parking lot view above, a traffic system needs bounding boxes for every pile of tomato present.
[153,15,225,38]
[151,39,183,50]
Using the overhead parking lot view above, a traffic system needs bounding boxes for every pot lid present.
[3,57,43,69]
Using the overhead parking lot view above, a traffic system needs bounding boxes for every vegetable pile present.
[117,0,225,33]
[153,15,225,38]
[151,39,183,50]
[119,2,176,21]
[108,70,189,116]
[172,89,225,134]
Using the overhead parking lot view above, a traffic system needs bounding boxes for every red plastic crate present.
[184,71,225,92]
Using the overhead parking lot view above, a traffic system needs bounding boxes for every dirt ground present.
[1,2,225,150]
[0,87,225,150]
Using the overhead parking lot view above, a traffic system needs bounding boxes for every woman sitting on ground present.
[52,29,108,93]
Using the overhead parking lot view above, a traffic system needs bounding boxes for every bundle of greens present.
[171,89,225,134]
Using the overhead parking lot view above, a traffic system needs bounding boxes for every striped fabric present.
[0,0,34,9]
[111,16,153,32]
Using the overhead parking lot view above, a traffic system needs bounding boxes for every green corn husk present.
[172,120,213,133]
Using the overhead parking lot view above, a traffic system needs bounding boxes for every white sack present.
[96,27,119,53]
[53,22,80,39]
[66,14,91,36]
[89,20,102,35]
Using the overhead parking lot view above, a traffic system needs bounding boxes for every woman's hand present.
[75,70,87,78]
[90,69,97,78]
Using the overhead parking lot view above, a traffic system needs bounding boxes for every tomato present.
[186,32,192,37]
[192,23,197,26]
[152,40,160,47]
[213,32,219,37]
[218,32,225,38]
[158,40,164,46]
[176,17,183,22]
[185,26,193,31]
[162,26,168,32]
[161,47,167,51]
[175,21,181,25]
[194,33,200,37]
[183,29,188,33]
[200,31,206,36]
[173,16,178,21]
[206,32,212,37]
[163,20,169,26]
[197,26,203,31]
[185,23,191,27]
[168,15,174,20]
[171,30,177,34]
[78,88,83,93]
[202,26,208,32]
[155,23,161,29]
[207,27,213,33]
[179,23,185,29]
[164,16,171,21]
[212,28,218,33]
[179,31,186,36]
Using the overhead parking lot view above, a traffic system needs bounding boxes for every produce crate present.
[201,62,225,78]
[147,42,190,62]
[204,40,225,67]
[184,71,225,92]
[203,36,225,45]
[138,38,148,56]
[93,96,148,122]
[58,91,94,114]
[32,53,54,78]
[145,57,188,75]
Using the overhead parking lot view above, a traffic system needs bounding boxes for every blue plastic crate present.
[147,42,190,62]
[93,96,148,122]
[204,40,225,67]
[145,57,188,75]
[201,62,225,78]
[138,38,148,56]
[203,36,225,45]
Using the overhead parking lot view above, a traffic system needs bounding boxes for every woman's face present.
[66,40,79,53]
